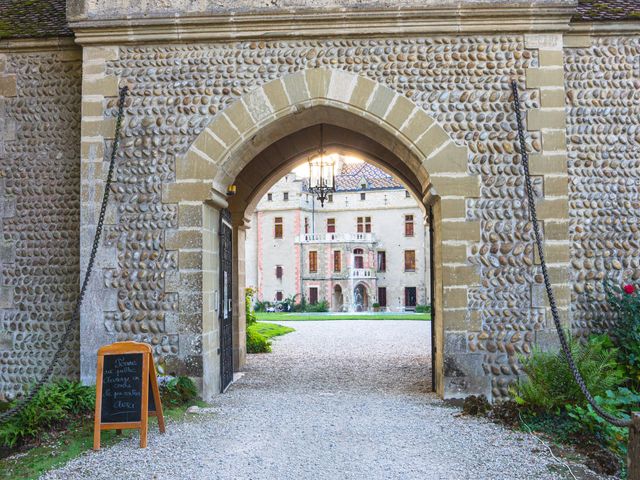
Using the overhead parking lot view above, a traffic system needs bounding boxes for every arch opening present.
[174,70,477,400]
[228,118,438,394]
[226,122,431,222]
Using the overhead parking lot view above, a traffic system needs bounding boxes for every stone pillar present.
[201,202,221,400]
[426,167,485,399]
[429,199,445,397]
[0,55,17,324]
[524,33,572,347]
[79,46,121,384]
[0,63,17,380]
[232,214,249,372]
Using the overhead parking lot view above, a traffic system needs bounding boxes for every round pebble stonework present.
[565,36,640,337]
[102,36,541,399]
[0,51,82,399]
[2,32,637,402]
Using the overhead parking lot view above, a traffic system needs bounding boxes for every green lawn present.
[1,419,120,480]
[255,312,431,321]
[252,321,295,338]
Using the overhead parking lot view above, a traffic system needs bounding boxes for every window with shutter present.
[405,215,414,237]
[404,250,416,271]
[274,217,283,238]
[309,251,318,273]
[333,250,341,272]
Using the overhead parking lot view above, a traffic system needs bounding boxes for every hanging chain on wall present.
[510,78,631,429]
[0,86,129,425]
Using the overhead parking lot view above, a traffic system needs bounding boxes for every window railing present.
[295,233,375,243]
[350,268,376,278]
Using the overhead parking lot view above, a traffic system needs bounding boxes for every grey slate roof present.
[0,1,638,41]
[0,0,70,40]
[575,0,640,21]
[335,162,404,192]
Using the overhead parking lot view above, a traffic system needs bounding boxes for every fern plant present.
[512,333,626,411]
[159,376,198,409]
[0,381,95,448]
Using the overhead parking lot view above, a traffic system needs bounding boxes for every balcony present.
[295,232,375,244]
[350,268,376,279]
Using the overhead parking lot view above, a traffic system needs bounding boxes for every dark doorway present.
[219,208,234,393]
[377,287,387,307]
[309,287,319,305]
[404,287,417,310]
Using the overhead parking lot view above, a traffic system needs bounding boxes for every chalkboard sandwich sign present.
[93,341,165,450]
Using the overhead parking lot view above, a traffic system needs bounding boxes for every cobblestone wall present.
[565,35,640,337]
[101,36,544,398]
[0,48,82,399]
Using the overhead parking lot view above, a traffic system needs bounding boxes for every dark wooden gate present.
[219,208,233,393]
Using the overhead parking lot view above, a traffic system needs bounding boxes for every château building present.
[245,158,430,312]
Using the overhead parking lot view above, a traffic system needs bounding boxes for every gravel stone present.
[42,321,591,479]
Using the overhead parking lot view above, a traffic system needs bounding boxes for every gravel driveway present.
[43,321,586,480]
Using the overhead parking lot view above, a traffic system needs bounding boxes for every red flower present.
[623,284,635,295]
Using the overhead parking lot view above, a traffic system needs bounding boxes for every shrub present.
[158,376,198,409]
[513,333,626,412]
[415,305,431,313]
[245,287,257,326]
[304,299,329,313]
[254,300,271,312]
[604,280,640,387]
[56,379,95,413]
[0,381,95,449]
[279,294,299,312]
[293,295,307,312]
[518,410,583,444]
[372,302,380,309]
[246,325,271,353]
[567,387,640,460]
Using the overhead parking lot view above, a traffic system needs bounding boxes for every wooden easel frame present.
[93,341,165,450]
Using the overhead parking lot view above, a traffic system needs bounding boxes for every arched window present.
[353,248,364,269]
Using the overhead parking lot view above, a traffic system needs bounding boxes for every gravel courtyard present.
[43,321,587,480]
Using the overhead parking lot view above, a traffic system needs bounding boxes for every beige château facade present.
[0,0,638,402]
[245,159,430,312]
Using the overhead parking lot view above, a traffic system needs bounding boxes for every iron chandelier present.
[307,124,336,207]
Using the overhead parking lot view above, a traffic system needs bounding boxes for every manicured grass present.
[255,312,431,321]
[253,321,295,339]
[0,401,209,480]
[1,419,120,480]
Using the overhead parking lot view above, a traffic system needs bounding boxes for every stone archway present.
[165,68,482,400]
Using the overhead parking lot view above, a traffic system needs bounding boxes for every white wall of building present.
[245,168,430,311]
